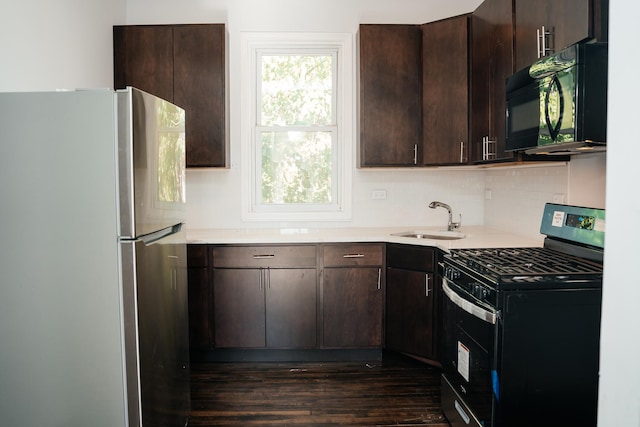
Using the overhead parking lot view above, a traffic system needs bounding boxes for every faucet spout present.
[428,201,461,231]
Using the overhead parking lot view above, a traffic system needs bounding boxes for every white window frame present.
[240,32,354,222]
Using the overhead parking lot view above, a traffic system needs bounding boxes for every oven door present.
[441,278,497,427]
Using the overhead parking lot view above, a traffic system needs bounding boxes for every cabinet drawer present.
[187,244,209,268]
[323,244,384,267]
[386,243,435,271]
[213,245,317,268]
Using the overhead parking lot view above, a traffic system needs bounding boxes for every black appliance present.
[505,41,608,155]
[440,203,605,427]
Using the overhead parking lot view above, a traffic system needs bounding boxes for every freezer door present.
[121,225,190,427]
[117,87,186,239]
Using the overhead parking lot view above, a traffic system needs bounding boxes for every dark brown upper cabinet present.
[359,20,472,167]
[358,25,423,167]
[470,0,516,163]
[514,0,609,71]
[421,15,470,165]
[114,24,227,168]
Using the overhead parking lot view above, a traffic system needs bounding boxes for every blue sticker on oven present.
[491,370,500,401]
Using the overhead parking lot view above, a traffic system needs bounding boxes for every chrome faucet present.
[429,201,461,231]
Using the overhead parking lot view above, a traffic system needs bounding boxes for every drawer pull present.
[252,254,275,259]
[343,254,365,258]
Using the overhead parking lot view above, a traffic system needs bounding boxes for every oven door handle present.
[442,278,497,325]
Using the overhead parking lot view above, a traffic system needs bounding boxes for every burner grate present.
[451,247,602,278]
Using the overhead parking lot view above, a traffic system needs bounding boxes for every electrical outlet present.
[371,190,387,200]
[485,189,492,200]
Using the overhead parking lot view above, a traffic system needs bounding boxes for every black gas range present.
[440,203,605,427]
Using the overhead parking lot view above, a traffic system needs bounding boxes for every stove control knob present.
[471,284,487,300]
[445,267,453,280]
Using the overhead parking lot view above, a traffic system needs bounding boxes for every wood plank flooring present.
[188,352,449,426]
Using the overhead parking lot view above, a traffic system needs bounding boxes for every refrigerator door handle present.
[138,223,183,245]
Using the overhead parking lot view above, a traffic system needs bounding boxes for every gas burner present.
[450,247,603,280]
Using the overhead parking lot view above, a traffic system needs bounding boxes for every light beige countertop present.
[187,225,544,253]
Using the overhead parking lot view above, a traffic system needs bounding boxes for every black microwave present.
[505,42,608,155]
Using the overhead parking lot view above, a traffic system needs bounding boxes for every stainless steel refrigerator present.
[0,87,190,427]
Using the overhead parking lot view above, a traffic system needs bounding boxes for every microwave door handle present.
[544,75,565,141]
[442,279,497,325]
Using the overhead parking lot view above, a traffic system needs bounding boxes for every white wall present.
[0,0,125,91]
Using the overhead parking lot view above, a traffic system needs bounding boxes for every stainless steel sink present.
[391,230,466,240]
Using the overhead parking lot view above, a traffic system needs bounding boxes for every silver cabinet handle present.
[413,144,418,165]
[459,141,466,163]
[343,254,365,258]
[252,254,275,259]
[377,268,381,290]
[258,267,271,290]
[537,25,554,58]
[482,136,497,160]
[425,274,431,297]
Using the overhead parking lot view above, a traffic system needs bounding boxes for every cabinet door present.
[386,268,435,358]
[359,25,422,166]
[514,0,605,71]
[212,269,266,348]
[187,245,213,349]
[421,16,469,165]
[323,267,383,348]
[470,0,516,162]
[266,269,317,348]
[174,24,227,167]
[113,25,174,104]
[513,0,550,70]
[114,24,228,169]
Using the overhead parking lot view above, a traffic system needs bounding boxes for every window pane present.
[260,55,333,126]
[260,131,332,204]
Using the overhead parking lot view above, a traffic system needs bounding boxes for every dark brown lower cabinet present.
[189,243,389,360]
[212,269,266,348]
[322,267,383,348]
[213,268,317,349]
[385,244,439,361]
[386,268,435,357]
[321,243,384,348]
[266,269,317,348]
[187,245,213,350]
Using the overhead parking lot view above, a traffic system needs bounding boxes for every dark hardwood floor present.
[188,352,449,426]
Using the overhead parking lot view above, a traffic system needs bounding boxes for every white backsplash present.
[186,167,486,230]
[187,156,605,240]
[484,164,569,239]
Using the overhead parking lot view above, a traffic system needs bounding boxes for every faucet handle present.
[449,214,462,231]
